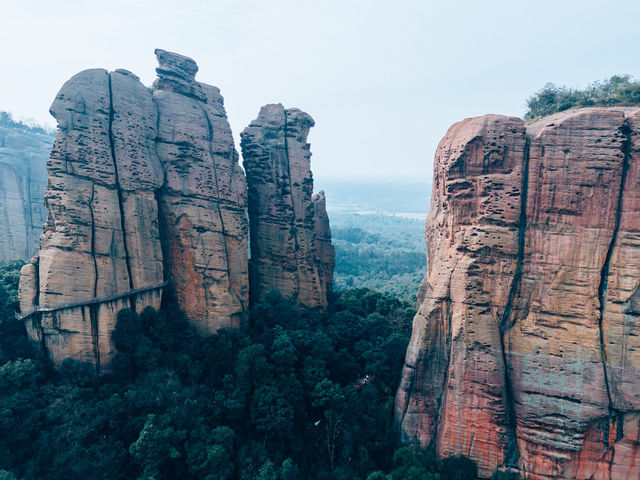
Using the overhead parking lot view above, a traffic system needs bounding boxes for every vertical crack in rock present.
[598,120,632,413]
[283,110,302,301]
[107,72,135,309]
[501,138,530,332]
[432,297,453,448]
[153,98,170,287]
[498,137,531,467]
[87,181,101,374]
[30,260,47,359]
[199,105,233,292]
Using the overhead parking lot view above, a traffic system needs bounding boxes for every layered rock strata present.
[18,50,249,371]
[241,104,334,307]
[396,107,640,479]
[0,117,52,260]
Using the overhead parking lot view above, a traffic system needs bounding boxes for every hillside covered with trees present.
[330,214,427,303]
[525,74,640,120]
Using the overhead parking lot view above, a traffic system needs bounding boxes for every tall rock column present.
[395,115,528,477]
[505,108,640,479]
[396,107,640,479]
[153,49,249,333]
[241,104,334,308]
[19,68,164,372]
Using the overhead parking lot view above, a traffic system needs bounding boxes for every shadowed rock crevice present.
[499,137,530,468]
[597,120,632,414]
[431,296,452,449]
[107,73,135,308]
[87,181,101,373]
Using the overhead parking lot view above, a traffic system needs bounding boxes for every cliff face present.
[18,51,333,372]
[241,104,334,308]
[19,67,168,371]
[0,116,52,260]
[395,107,640,479]
[153,50,248,333]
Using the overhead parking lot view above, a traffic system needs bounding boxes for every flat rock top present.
[526,105,640,137]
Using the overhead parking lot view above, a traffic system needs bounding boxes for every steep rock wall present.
[241,104,334,308]
[396,107,640,479]
[0,117,51,260]
[153,49,248,333]
[20,68,165,372]
[17,51,333,371]
[18,51,249,370]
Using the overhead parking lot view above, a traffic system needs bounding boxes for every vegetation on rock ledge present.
[525,75,640,120]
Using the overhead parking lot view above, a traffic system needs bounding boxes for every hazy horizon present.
[2,0,640,182]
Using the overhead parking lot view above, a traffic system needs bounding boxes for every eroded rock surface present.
[0,115,52,260]
[18,51,249,370]
[396,107,640,479]
[312,190,335,300]
[18,51,333,372]
[153,49,249,333]
[20,68,165,372]
[241,104,334,308]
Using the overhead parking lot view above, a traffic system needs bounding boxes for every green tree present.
[129,414,186,479]
[280,458,301,480]
[525,75,640,120]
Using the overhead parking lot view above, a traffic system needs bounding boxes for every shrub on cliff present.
[525,75,640,120]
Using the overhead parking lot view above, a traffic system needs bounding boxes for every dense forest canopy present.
[525,74,640,120]
[330,214,426,303]
[0,260,523,480]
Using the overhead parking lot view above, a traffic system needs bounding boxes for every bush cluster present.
[525,75,640,120]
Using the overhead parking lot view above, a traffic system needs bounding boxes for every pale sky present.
[2,0,640,182]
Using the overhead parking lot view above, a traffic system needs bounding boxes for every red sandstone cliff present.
[152,49,249,334]
[395,107,640,479]
[17,51,334,372]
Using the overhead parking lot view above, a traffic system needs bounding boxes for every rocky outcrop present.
[18,51,249,371]
[153,49,249,333]
[396,107,640,479]
[241,104,334,307]
[0,115,52,260]
[20,68,166,372]
[18,51,333,372]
